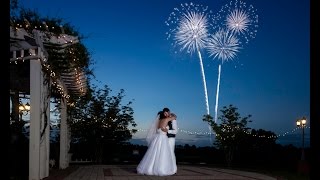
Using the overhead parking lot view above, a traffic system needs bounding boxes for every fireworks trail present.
[165,2,213,115]
[208,0,258,123]
[207,29,241,123]
[165,2,213,142]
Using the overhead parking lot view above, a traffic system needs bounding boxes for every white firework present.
[226,9,249,35]
[175,11,208,53]
[207,29,241,123]
[207,29,241,62]
[208,0,258,124]
[165,2,213,54]
[211,0,258,44]
[166,2,212,124]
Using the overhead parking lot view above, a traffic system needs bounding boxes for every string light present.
[132,126,310,139]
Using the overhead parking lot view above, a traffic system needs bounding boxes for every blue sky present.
[19,0,310,147]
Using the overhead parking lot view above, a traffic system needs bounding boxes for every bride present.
[136,109,177,176]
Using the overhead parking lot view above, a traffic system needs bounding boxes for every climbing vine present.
[10,6,94,105]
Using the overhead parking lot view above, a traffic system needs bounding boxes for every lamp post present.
[296,117,307,161]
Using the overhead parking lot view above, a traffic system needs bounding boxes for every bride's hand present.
[161,126,168,132]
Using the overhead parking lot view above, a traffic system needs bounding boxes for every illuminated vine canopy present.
[10,7,94,104]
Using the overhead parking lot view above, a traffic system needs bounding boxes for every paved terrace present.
[45,165,277,180]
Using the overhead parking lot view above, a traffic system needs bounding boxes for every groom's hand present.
[171,113,177,119]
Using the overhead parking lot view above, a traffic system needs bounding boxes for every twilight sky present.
[19,0,310,147]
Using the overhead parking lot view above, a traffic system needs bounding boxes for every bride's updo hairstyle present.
[158,107,170,120]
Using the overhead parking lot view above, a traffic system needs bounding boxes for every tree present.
[244,129,277,152]
[10,0,18,14]
[236,128,277,166]
[69,84,137,163]
[203,104,252,167]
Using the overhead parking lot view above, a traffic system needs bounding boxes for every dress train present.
[137,128,177,176]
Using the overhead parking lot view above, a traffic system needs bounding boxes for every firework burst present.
[211,0,258,44]
[207,28,241,62]
[226,9,249,35]
[175,11,208,53]
[165,2,213,54]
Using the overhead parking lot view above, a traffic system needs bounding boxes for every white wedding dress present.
[136,128,177,176]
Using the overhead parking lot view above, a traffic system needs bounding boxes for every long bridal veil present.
[145,114,160,146]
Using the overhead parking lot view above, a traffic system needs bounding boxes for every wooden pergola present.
[10,26,87,180]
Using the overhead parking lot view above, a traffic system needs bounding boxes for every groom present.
[163,108,178,154]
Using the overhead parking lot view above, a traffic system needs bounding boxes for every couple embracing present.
[136,107,178,176]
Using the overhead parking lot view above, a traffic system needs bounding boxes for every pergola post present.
[39,77,50,179]
[29,57,51,180]
[29,59,41,180]
[59,98,70,169]
[26,31,51,180]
